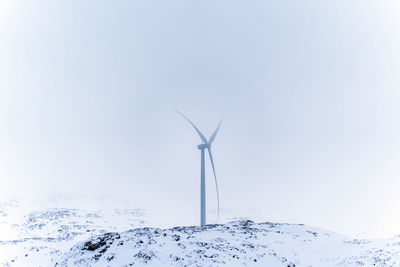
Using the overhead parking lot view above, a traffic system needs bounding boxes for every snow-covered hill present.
[1,200,400,266]
[59,221,400,267]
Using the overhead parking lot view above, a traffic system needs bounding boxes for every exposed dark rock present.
[81,232,120,260]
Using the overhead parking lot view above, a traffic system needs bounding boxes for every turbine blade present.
[207,148,220,219]
[208,119,222,144]
[175,110,208,144]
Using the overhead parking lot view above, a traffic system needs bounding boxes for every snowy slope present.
[60,220,400,267]
[0,198,148,266]
[1,200,400,267]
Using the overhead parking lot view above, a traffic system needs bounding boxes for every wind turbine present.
[175,110,221,227]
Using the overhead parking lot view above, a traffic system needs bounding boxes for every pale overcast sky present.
[1,0,400,238]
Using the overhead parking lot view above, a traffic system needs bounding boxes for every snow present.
[1,198,400,266]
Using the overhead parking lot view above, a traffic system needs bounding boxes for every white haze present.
[1,0,400,239]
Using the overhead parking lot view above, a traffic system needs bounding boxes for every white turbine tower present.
[175,110,221,227]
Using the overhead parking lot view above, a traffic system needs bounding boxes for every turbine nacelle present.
[197,143,210,150]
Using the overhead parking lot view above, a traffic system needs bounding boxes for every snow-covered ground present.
[1,198,399,266]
